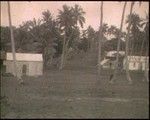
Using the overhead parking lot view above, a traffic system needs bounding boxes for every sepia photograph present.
[0,1,149,119]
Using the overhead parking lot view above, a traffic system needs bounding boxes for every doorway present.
[22,64,27,76]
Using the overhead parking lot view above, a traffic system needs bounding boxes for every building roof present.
[6,52,43,61]
[127,56,149,62]
[100,59,110,65]
[106,51,125,57]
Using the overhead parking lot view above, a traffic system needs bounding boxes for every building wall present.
[4,60,43,77]
[128,62,148,71]
[102,60,115,69]
[102,56,149,71]
[123,56,149,71]
[28,61,43,76]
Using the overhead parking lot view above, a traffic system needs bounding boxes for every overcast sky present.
[1,1,149,31]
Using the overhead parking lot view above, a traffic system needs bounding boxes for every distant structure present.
[101,51,125,69]
[101,51,149,71]
[4,52,43,77]
[123,56,149,71]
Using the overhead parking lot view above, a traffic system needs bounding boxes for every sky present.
[0,1,149,31]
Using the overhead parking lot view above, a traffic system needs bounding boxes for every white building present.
[106,50,125,57]
[101,51,125,69]
[4,52,43,77]
[123,56,149,71]
[101,51,149,71]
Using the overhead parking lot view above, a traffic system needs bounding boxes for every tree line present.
[0,3,149,75]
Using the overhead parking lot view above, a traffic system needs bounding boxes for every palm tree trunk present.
[125,2,134,84]
[60,26,75,70]
[140,40,144,57]
[7,2,19,80]
[59,32,66,70]
[144,45,149,82]
[130,41,134,55]
[64,30,74,60]
[139,36,145,71]
[98,1,103,77]
[111,2,127,83]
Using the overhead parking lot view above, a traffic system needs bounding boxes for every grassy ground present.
[1,65,149,119]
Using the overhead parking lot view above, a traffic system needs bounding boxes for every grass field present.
[1,65,149,119]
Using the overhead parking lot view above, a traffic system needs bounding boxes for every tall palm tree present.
[107,25,117,36]
[101,23,109,37]
[64,5,85,62]
[125,2,135,84]
[140,13,149,57]
[144,44,149,82]
[7,2,19,81]
[141,13,149,82]
[107,25,125,39]
[110,2,127,83]
[57,5,74,70]
[98,1,103,77]
[41,11,59,70]
[73,4,85,28]
[84,26,96,51]
[58,4,85,70]
[42,10,53,23]
[126,13,142,54]
[123,2,143,83]
[139,13,148,58]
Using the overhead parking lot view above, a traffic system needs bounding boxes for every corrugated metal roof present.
[106,51,125,57]
[100,59,109,65]
[6,52,43,61]
[127,56,149,62]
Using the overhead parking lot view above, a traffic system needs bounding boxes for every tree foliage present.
[0,4,149,70]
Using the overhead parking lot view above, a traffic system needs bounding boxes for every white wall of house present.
[101,55,149,71]
[123,56,149,71]
[4,53,43,77]
[101,59,115,69]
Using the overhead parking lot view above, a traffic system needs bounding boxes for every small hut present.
[4,52,43,77]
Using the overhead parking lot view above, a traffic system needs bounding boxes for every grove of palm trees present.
[0,1,149,119]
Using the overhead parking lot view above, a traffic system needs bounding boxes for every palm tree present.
[84,26,96,51]
[98,1,103,77]
[65,5,85,59]
[140,13,149,57]
[143,43,149,82]
[73,4,85,28]
[42,10,53,23]
[110,2,127,83]
[145,44,149,82]
[138,14,148,59]
[41,11,54,70]
[20,11,57,71]
[58,4,85,70]
[124,2,135,84]
[57,5,74,70]
[65,26,80,59]
[126,13,142,55]
[7,2,20,81]
[124,2,144,83]
[141,13,149,82]
[107,25,117,36]
[107,25,125,39]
